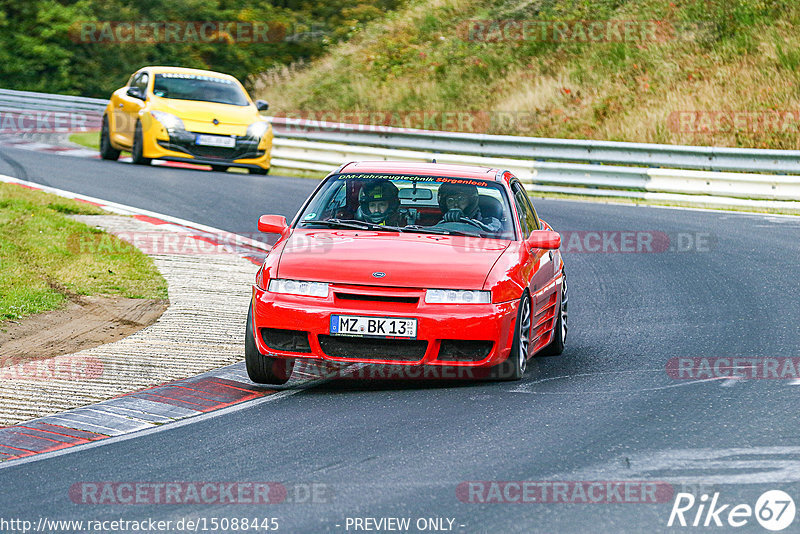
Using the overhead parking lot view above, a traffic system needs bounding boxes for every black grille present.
[260,328,312,353]
[437,340,493,362]
[334,292,418,304]
[158,134,264,161]
[319,335,427,361]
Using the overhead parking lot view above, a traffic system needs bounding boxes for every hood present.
[276,230,511,290]
[153,98,260,134]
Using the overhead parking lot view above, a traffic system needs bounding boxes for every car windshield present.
[152,73,250,106]
[297,173,517,240]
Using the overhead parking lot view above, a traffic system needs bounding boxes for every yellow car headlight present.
[247,121,270,139]
[150,111,185,132]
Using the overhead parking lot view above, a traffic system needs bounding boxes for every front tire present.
[491,291,531,381]
[99,115,120,161]
[245,304,294,384]
[540,272,568,356]
[131,121,151,165]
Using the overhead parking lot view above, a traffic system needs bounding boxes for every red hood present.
[276,230,511,289]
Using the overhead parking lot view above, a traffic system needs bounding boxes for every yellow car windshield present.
[152,73,249,106]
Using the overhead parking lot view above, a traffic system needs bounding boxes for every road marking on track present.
[719,378,741,387]
[509,368,727,394]
[559,447,800,485]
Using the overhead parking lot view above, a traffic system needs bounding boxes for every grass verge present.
[0,183,168,323]
[68,131,100,151]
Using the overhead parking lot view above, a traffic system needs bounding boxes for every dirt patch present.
[0,296,168,364]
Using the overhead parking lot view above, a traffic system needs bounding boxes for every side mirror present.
[255,99,269,111]
[126,86,145,100]
[258,215,289,235]
[525,230,561,250]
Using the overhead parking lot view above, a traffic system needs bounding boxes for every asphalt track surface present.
[2,145,800,532]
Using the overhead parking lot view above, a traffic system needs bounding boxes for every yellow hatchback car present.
[101,66,273,174]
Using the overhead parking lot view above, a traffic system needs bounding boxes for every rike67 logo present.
[668,490,796,531]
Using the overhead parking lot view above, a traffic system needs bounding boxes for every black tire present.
[490,291,531,381]
[131,121,151,165]
[211,165,228,173]
[250,166,269,175]
[99,115,121,161]
[245,304,294,384]
[540,272,568,356]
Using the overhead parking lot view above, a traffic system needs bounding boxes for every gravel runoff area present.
[0,214,257,426]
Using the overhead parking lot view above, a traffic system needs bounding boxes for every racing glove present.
[443,209,464,222]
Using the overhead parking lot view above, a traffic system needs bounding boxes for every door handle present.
[118,103,123,108]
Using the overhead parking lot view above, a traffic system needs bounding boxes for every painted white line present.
[0,174,271,252]
[0,362,358,467]
[789,379,800,386]
[720,378,741,387]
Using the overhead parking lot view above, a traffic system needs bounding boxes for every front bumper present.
[251,284,518,367]
[142,126,272,169]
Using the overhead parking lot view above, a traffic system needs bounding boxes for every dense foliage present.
[0,0,403,96]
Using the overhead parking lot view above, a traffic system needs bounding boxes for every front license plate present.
[330,315,417,339]
[195,134,235,148]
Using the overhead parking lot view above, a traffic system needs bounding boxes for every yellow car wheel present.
[131,121,151,166]
[99,115,121,161]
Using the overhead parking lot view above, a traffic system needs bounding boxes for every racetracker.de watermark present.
[667,357,800,380]
[294,361,494,381]
[70,21,289,44]
[557,231,714,253]
[67,232,275,256]
[69,482,332,505]
[668,111,800,135]
[0,355,103,381]
[0,111,99,134]
[459,20,711,43]
[456,481,674,503]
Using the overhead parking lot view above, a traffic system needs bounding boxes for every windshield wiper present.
[300,219,407,232]
[402,225,480,237]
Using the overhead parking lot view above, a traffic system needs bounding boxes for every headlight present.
[150,111,185,131]
[425,289,491,304]
[268,279,329,298]
[247,121,270,139]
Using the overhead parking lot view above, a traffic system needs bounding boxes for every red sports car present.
[246,161,567,384]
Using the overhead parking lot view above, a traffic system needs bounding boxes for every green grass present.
[0,183,167,322]
[69,131,100,151]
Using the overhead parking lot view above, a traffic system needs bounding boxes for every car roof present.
[139,66,239,81]
[338,161,503,181]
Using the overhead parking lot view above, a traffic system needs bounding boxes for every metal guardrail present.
[0,89,108,112]
[269,135,800,208]
[269,117,800,175]
[0,88,105,132]
[1,88,799,210]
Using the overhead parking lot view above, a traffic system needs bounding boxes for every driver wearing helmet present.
[438,182,502,234]
[356,180,401,226]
